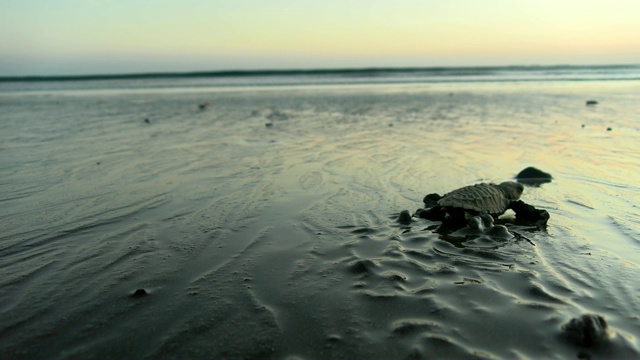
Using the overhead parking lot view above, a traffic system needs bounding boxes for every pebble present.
[397,210,412,224]
[131,288,148,298]
[515,166,552,185]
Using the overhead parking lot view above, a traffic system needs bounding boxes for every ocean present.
[1,65,639,359]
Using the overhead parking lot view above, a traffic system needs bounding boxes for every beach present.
[1,68,640,359]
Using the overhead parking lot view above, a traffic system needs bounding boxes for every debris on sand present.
[131,288,148,298]
[515,166,552,186]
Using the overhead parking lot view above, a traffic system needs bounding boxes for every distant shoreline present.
[2,64,639,82]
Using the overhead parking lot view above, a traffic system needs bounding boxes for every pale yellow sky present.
[1,0,639,75]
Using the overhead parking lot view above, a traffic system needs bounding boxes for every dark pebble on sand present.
[515,166,552,185]
[562,314,610,347]
[265,123,273,128]
[198,102,211,110]
[606,127,612,131]
[586,100,598,105]
[131,288,148,298]
[397,210,412,224]
[326,334,342,344]
[143,118,150,124]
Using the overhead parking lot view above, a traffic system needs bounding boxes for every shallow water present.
[1,80,640,359]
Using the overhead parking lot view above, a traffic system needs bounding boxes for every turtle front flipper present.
[509,200,550,227]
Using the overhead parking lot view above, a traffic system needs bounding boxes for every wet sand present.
[1,81,640,359]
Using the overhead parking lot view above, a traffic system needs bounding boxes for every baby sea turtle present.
[438,181,523,216]
[562,314,611,347]
[418,181,548,232]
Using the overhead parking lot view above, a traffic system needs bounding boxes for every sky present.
[1,0,639,76]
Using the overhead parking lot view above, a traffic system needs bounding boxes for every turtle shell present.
[437,182,522,215]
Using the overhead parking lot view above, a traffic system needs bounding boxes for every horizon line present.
[1,63,639,82]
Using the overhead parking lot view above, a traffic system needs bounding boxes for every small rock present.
[606,127,612,131]
[397,210,412,224]
[586,100,598,106]
[143,118,150,124]
[131,288,148,298]
[515,166,552,185]
[326,334,342,344]
[265,122,273,128]
[198,102,211,110]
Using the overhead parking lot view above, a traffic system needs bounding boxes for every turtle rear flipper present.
[417,205,447,222]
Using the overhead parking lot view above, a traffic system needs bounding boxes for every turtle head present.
[498,181,524,201]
